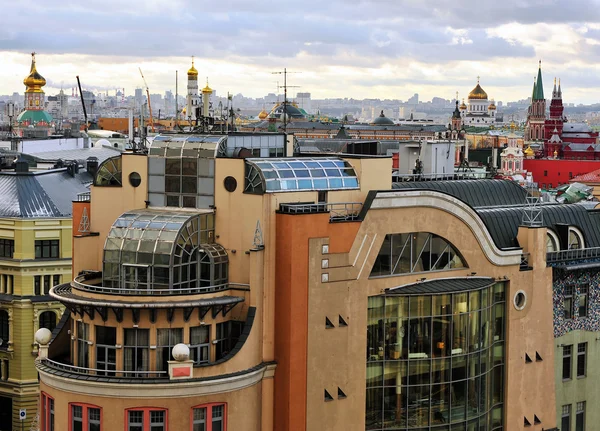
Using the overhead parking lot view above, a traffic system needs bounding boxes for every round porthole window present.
[129,172,142,188]
[514,290,527,310]
[224,176,237,193]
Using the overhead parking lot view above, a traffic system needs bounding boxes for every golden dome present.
[187,57,198,78]
[459,98,467,110]
[524,146,534,157]
[468,78,488,100]
[202,78,213,94]
[258,109,268,120]
[488,99,496,110]
[23,53,46,93]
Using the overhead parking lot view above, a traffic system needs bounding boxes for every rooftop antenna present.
[272,68,301,133]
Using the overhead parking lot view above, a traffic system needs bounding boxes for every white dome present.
[35,328,52,345]
[94,138,111,148]
[172,343,190,361]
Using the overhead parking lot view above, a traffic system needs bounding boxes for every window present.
[124,328,149,376]
[44,275,51,294]
[577,343,587,378]
[192,404,226,431]
[41,392,54,431]
[127,408,167,431]
[76,321,89,368]
[562,404,572,431]
[53,274,61,288]
[70,404,101,431]
[96,326,117,376]
[563,345,572,380]
[156,328,183,371]
[35,276,41,295]
[0,310,8,347]
[578,285,588,318]
[370,232,466,277]
[190,326,210,365]
[215,321,243,360]
[39,311,57,331]
[547,230,560,252]
[576,401,585,431]
[568,228,584,250]
[544,170,548,176]
[0,239,14,258]
[35,240,60,259]
[564,286,573,320]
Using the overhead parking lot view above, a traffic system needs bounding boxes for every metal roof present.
[0,169,91,218]
[28,146,122,165]
[392,179,527,208]
[386,277,495,295]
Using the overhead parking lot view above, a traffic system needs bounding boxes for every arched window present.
[568,227,585,250]
[547,230,560,253]
[0,310,7,346]
[94,156,122,187]
[39,311,57,332]
[370,232,467,277]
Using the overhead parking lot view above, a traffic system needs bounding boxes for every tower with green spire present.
[525,60,547,142]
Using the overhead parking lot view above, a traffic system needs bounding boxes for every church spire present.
[533,60,544,100]
[552,77,557,99]
[558,78,562,98]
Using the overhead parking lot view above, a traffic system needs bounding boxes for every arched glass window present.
[0,310,8,346]
[568,227,585,250]
[370,232,467,277]
[94,156,122,187]
[39,311,57,332]
[198,244,229,288]
[547,230,560,253]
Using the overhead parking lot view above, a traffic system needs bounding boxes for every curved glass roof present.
[244,157,359,193]
[149,135,225,158]
[94,155,122,187]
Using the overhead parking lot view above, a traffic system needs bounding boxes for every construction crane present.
[76,76,88,132]
[138,67,155,132]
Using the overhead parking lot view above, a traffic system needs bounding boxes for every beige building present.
[36,133,558,431]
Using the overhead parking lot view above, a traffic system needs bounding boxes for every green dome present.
[16,110,53,125]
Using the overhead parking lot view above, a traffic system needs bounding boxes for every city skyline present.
[2,1,600,103]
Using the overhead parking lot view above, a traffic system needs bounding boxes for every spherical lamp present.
[35,328,52,346]
[172,343,190,362]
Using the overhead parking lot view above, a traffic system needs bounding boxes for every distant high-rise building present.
[296,92,312,113]
[407,93,419,104]
[134,88,144,109]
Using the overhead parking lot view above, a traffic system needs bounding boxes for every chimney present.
[86,157,99,178]
[15,156,29,174]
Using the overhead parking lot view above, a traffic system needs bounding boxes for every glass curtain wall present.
[366,282,505,430]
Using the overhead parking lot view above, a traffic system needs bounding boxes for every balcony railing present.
[519,253,532,271]
[76,191,91,202]
[279,202,363,221]
[39,358,168,380]
[546,247,600,264]
[71,273,231,296]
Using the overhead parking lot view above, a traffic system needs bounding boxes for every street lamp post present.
[6,101,15,152]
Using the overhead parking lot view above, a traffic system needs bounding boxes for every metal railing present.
[519,253,531,270]
[547,247,600,264]
[40,358,168,379]
[71,273,231,296]
[279,202,363,221]
[393,172,489,182]
[76,191,91,202]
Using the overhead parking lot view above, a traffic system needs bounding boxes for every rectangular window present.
[35,240,60,259]
[41,393,55,431]
[544,170,548,176]
[124,328,149,376]
[76,321,89,368]
[563,404,572,431]
[577,343,587,378]
[44,275,51,295]
[72,405,83,431]
[53,274,61,289]
[563,345,572,380]
[96,326,117,376]
[564,286,573,320]
[576,401,585,431]
[215,321,243,360]
[156,328,183,371]
[578,285,588,318]
[192,404,226,431]
[0,239,14,258]
[190,326,210,365]
[128,409,167,431]
[35,276,41,296]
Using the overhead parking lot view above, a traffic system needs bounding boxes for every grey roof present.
[562,123,592,133]
[392,179,527,208]
[387,277,495,295]
[28,146,122,165]
[476,204,600,249]
[0,169,91,218]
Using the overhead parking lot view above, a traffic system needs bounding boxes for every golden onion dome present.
[258,109,268,120]
[202,78,213,94]
[24,53,46,93]
[187,57,198,78]
[488,100,496,110]
[468,78,488,100]
[459,98,467,110]
[524,146,534,157]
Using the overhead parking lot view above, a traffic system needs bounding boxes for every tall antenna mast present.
[175,70,178,126]
[272,68,301,133]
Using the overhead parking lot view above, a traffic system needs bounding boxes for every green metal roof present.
[533,64,544,100]
[16,110,53,125]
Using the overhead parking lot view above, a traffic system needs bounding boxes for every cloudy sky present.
[2,0,600,104]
